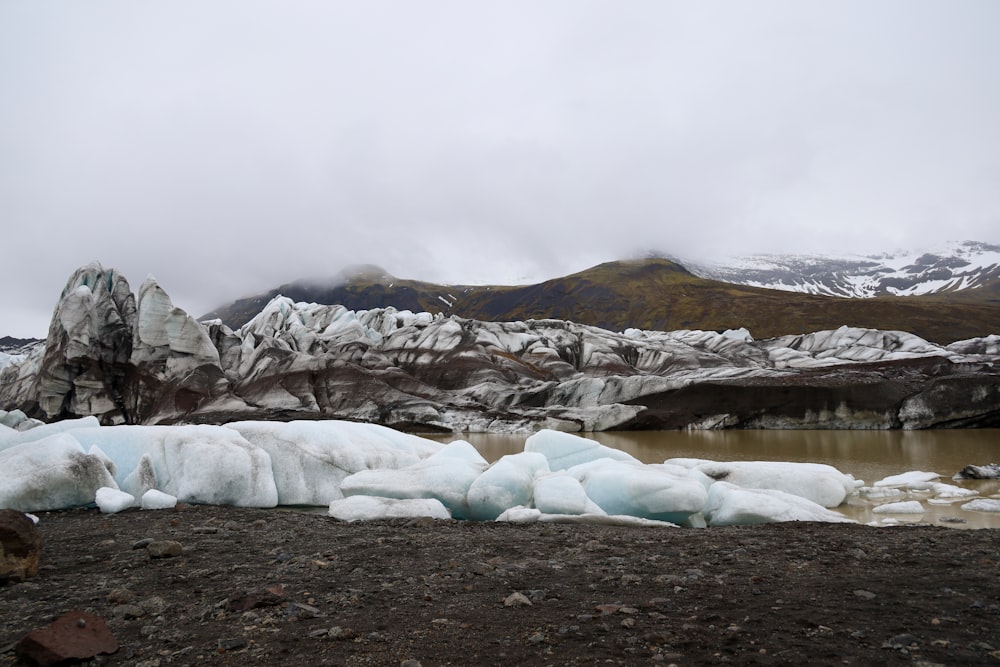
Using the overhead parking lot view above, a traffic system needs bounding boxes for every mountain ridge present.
[202,249,1000,345]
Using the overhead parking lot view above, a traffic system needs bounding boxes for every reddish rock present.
[15,610,118,665]
[0,509,42,582]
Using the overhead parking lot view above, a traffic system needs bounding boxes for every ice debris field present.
[1,410,998,527]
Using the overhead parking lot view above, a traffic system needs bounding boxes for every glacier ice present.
[703,482,855,526]
[567,459,708,525]
[0,419,990,528]
[141,489,178,510]
[230,420,441,505]
[0,433,118,512]
[525,429,639,470]
[466,452,549,521]
[328,496,451,522]
[95,487,135,514]
[340,441,489,519]
[676,460,858,508]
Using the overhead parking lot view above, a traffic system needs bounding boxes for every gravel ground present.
[2,505,1000,666]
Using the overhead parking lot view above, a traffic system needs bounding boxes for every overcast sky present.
[1,1,998,337]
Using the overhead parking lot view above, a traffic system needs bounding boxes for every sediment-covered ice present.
[0,433,118,512]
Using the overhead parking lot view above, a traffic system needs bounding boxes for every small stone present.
[192,526,218,534]
[146,541,183,558]
[16,610,118,665]
[224,587,285,611]
[504,592,532,607]
[853,589,877,600]
[111,604,146,619]
[132,538,154,550]
[106,587,136,604]
[328,626,354,640]
[885,633,919,649]
[0,509,42,582]
[400,660,422,667]
[140,596,169,615]
[526,632,546,644]
[217,637,247,651]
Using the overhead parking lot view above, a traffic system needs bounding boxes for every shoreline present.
[3,505,999,665]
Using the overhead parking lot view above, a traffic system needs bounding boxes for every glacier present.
[1,263,999,431]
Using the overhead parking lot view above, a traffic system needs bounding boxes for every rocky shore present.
[2,505,999,666]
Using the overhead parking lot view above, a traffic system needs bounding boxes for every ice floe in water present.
[0,419,991,527]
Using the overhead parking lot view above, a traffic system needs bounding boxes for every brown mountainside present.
[202,259,1000,345]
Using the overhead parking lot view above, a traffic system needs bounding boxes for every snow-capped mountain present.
[689,241,1000,298]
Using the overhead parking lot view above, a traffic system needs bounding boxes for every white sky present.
[1,1,998,337]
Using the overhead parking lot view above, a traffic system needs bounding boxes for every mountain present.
[3,263,999,431]
[202,255,1000,345]
[689,241,1000,299]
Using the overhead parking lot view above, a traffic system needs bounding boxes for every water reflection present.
[420,429,1000,529]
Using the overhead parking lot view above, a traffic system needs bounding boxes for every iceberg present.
[328,496,451,522]
[0,433,118,512]
[678,460,857,507]
[872,500,926,514]
[229,420,441,505]
[466,452,549,521]
[67,425,278,507]
[566,459,707,525]
[524,429,639,470]
[532,473,606,516]
[95,487,135,514]
[703,482,856,526]
[340,441,488,519]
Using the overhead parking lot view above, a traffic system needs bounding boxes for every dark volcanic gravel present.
[2,505,999,666]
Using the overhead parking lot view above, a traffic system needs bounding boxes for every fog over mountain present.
[2,3,998,337]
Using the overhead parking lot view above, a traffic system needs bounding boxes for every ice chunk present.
[495,506,543,523]
[68,425,278,507]
[340,440,488,519]
[122,454,158,499]
[704,482,855,526]
[872,500,925,514]
[141,489,177,510]
[929,483,978,500]
[328,496,451,522]
[0,433,118,511]
[857,486,906,499]
[961,499,1000,512]
[494,506,678,527]
[466,452,549,521]
[524,430,639,470]
[533,473,606,516]
[229,420,441,505]
[0,416,101,452]
[691,460,857,507]
[567,459,707,525]
[874,471,940,487]
[95,487,135,514]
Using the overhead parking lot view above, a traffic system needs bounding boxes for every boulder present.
[16,610,118,665]
[0,509,42,582]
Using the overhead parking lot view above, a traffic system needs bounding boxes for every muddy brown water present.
[420,429,1000,529]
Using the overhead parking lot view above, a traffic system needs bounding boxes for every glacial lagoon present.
[423,429,1000,529]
